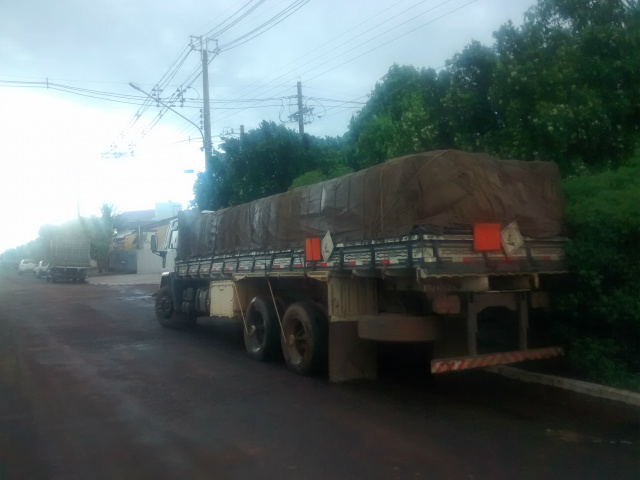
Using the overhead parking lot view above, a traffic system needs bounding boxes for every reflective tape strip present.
[431,347,563,374]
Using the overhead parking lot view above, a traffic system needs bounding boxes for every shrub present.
[553,154,640,390]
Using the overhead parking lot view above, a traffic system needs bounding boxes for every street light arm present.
[129,82,206,146]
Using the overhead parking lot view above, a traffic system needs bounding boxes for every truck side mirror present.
[150,234,158,253]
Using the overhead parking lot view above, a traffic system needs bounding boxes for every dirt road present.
[0,271,637,479]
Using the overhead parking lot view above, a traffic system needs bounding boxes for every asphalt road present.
[0,271,638,479]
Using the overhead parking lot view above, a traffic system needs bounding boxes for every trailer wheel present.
[281,302,327,376]
[243,297,280,361]
[155,286,195,329]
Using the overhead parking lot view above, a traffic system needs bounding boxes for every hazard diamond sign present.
[321,231,334,262]
[501,221,524,256]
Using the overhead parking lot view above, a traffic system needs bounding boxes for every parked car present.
[35,260,51,278]
[18,259,37,274]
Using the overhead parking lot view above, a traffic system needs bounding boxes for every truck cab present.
[151,219,179,273]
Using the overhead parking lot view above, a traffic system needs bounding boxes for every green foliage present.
[289,170,326,190]
[81,203,119,263]
[343,0,640,175]
[287,163,354,191]
[327,163,354,179]
[554,155,640,389]
[442,41,499,151]
[192,150,233,211]
[565,337,640,390]
[348,64,452,168]
[192,121,313,209]
[193,122,352,210]
[490,0,640,173]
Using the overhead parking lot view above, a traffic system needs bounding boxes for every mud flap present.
[328,318,377,383]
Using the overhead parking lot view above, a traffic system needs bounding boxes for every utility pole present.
[200,36,213,166]
[129,83,206,162]
[296,81,304,136]
[289,82,313,139]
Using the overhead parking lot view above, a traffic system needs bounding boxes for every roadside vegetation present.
[557,156,640,390]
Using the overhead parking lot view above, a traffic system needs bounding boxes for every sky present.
[0,0,537,253]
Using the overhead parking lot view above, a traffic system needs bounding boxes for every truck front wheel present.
[281,302,327,376]
[155,286,196,329]
[243,297,281,361]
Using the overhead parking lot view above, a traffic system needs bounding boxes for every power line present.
[320,94,371,120]
[207,0,452,126]
[219,0,311,52]
[306,97,366,105]
[0,79,320,112]
[202,0,411,117]
[306,0,477,83]
[201,0,266,38]
[209,0,475,128]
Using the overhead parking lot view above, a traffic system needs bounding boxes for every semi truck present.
[48,236,91,283]
[152,150,567,382]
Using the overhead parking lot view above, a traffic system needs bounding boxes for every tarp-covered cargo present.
[178,150,564,260]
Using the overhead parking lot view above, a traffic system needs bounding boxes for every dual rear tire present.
[243,297,281,361]
[280,302,327,376]
[243,298,327,376]
[155,286,328,375]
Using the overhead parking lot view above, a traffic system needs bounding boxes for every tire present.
[155,286,196,329]
[243,297,281,362]
[281,302,328,376]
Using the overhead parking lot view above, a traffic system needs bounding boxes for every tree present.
[192,150,233,211]
[555,152,640,388]
[80,203,119,273]
[192,122,352,210]
[441,41,499,151]
[490,0,640,173]
[347,64,452,169]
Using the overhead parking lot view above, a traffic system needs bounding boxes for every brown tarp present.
[178,150,564,260]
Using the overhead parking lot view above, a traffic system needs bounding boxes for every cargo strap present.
[266,277,286,340]
[232,282,249,335]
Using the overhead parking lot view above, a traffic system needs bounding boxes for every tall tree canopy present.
[193,121,350,210]
[489,0,640,173]
[344,0,640,174]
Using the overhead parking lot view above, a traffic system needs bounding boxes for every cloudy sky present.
[0,0,537,252]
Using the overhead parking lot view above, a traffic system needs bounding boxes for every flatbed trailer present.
[153,150,566,381]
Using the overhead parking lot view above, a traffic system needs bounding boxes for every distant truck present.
[152,150,567,382]
[48,236,91,283]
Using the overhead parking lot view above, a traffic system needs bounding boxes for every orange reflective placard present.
[305,237,321,261]
[473,223,501,251]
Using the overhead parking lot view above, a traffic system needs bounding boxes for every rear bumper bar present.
[431,346,563,374]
